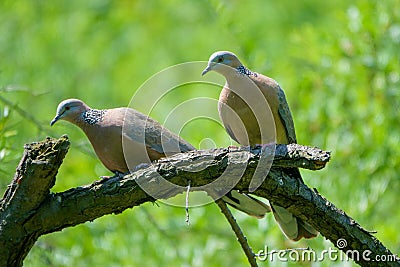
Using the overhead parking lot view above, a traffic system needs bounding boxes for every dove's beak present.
[50,115,61,126]
[202,65,211,76]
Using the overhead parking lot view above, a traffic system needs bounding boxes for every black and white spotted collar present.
[236,65,258,77]
[82,109,107,125]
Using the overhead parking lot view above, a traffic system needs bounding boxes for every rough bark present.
[0,136,398,266]
[0,135,70,266]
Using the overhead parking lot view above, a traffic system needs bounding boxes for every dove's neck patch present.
[236,65,258,77]
[82,109,107,125]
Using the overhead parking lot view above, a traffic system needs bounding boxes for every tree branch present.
[0,136,398,266]
[0,135,70,266]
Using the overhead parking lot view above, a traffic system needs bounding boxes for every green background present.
[1,0,399,266]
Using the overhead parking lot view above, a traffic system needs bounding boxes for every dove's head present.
[51,99,90,126]
[202,51,243,76]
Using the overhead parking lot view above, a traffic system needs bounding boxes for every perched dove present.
[50,99,194,174]
[202,51,318,241]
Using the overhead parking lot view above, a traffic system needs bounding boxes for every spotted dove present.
[50,99,195,174]
[202,51,318,241]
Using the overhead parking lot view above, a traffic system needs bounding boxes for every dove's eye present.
[217,56,223,63]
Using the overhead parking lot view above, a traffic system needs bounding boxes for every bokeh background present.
[1,0,399,266]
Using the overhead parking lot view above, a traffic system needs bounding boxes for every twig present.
[0,95,47,134]
[215,199,258,267]
[185,180,191,225]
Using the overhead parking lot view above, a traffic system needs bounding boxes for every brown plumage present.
[50,99,194,174]
[202,51,318,241]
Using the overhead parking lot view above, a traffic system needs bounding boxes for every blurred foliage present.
[0,99,18,175]
[0,0,399,266]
